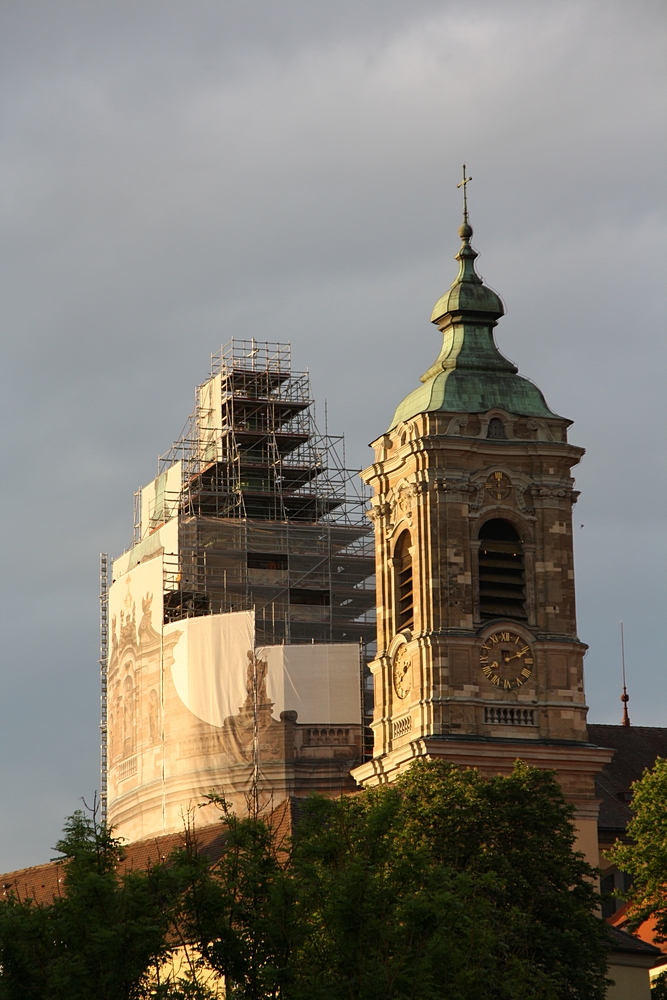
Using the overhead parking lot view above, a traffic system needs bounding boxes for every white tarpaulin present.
[109,552,164,643]
[140,461,182,539]
[259,644,361,725]
[113,518,179,579]
[199,373,222,464]
[165,610,254,728]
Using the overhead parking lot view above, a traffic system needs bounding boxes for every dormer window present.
[487,417,507,439]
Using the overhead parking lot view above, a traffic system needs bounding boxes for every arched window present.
[478,519,527,621]
[394,531,414,631]
[487,417,507,439]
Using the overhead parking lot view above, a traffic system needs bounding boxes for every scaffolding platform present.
[128,340,375,648]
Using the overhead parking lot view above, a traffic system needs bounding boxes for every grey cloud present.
[0,0,665,870]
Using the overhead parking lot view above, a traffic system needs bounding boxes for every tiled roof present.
[0,822,223,906]
[0,798,300,907]
[1,859,65,906]
[588,725,667,834]
[606,922,663,957]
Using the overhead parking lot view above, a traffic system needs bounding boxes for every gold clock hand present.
[506,650,529,662]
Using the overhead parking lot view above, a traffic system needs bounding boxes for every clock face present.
[393,648,412,700]
[479,631,534,690]
[485,471,512,501]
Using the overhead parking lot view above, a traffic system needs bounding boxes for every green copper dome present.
[389,220,558,430]
[430,221,505,324]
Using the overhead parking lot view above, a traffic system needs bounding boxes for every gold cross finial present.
[457,164,472,224]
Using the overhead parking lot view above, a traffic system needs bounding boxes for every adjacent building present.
[106,340,375,841]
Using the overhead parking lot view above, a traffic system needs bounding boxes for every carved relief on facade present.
[532,486,580,504]
[375,476,431,536]
[122,673,135,757]
[526,418,555,442]
[515,484,536,515]
[148,689,159,743]
[367,500,391,524]
[393,479,416,525]
[466,467,536,517]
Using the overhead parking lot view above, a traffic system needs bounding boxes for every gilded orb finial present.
[457,164,473,238]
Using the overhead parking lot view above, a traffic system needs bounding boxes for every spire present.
[453,164,482,286]
[458,163,472,229]
[429,164,503,326]
[621,621,631,727]
[386,170,560,431]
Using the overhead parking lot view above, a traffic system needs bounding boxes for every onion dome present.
[430,220,504,326]
[388,184,559,430]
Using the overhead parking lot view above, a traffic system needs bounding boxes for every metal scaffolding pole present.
[99,552,109,825]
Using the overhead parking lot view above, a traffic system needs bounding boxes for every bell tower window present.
[487,417,507,439]
[394,531,414,631]
[478,519,527,621]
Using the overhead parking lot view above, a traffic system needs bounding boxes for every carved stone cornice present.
[532,487,580,503]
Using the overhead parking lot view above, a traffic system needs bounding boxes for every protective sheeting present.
[165,610,254,728]
[165,608,360,728]
[259,643,361,725]
[113,518,179,580]
[108,594,362,842]
[109,551,164,644]
[140,461,182,538]
[199,373,222,464]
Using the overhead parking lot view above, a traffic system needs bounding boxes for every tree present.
[169,797,297,999]
[175,761,610,1000]
[608,756,667,941]
[0,762,612,999]
[652,971,667,999]
[0,809,175,1000]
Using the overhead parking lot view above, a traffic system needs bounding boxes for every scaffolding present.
[141,340,376,645]
[154,340,366,527]
[125,339,376,760]
[99,552,109,825]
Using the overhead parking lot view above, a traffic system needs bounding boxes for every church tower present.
[352,176,611,864]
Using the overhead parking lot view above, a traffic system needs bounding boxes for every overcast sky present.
[1,0,665,871]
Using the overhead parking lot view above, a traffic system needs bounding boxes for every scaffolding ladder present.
[99,553,109,825]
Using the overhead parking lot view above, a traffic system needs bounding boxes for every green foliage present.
[169,796,297,999]
[0,763,612,1000]
[171,762,610,1000]
[0,809,174,1000]
[652,970,667,998]
[284,760,609,1000]
[608,757,667,941]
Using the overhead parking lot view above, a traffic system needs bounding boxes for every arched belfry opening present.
[394,531,414,632]
[478,519,527,621]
